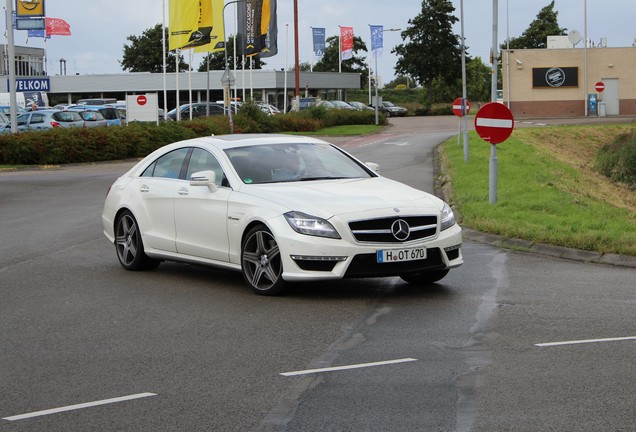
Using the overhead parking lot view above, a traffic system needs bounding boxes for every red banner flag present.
[340,26,354,61]
[47,18,71,36]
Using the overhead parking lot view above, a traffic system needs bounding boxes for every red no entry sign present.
[452,97,470,117]
[137,95,147,106]
[595,81,605,92]
[474,102,514,144]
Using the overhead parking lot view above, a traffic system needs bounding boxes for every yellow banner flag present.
[194,0,226,53]
[169,0,214,51]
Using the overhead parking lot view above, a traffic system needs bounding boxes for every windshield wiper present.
[299,176,350,181]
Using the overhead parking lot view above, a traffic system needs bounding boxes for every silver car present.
[15,109,85,131]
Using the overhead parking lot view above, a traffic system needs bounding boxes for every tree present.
[504,1,567,49]
[312,35,370,88]
[393,0,462,95]
[197,36,266,72]
[466,57,491,102]
[121,24,188,73]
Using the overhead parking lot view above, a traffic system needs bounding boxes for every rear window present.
[53,111,83,122]
[98,108,119,120]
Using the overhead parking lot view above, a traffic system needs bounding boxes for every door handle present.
[139,185,149,193]
[178,187,189,196]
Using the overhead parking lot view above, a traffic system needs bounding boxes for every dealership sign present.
[8,78,50,92]
[532,67,578,88]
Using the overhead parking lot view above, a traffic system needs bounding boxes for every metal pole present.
[162,0,168,118]
[460,0,469,162]
[6,0,17,132]
[506,0,511,109]
[583,0,589,116]
[223,0,244,132]
[284,23,288,113]
[490,0,499,204]
[293,0,300,106]
[374,52,379,125]
[489,144,498,205]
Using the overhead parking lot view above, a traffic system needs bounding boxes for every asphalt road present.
[1,117,634,431]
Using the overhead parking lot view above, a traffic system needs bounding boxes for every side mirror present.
[365,162,380,173]
[190,170,218,193]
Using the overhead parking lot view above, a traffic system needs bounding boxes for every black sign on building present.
[532,67,579,88]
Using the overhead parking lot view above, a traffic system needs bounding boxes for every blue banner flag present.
[312,27,325,58]
[370,25,383,56]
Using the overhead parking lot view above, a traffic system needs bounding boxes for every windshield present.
[225,142,374,184]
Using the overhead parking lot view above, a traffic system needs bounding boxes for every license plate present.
[377,247,427,263]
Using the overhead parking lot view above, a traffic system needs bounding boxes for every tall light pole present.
[583,0,589,116]
[460,0,469,161]
[293,0,300,110]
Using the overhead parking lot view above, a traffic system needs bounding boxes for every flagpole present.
[293,0,300,109]
[162,0,167,118]
[188,49,193,120]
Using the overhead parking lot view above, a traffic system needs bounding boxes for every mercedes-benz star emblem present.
[391,219,410,241]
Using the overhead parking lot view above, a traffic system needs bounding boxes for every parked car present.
[376,101,408,117]
[257,103,281,115]
[329,100,357,110]
[69,105,122,126]
[0,106,27,119]
[76,98,117,106]
[101,134,463,295]
[348,101,374,111]
[166,102,225,121]
[12,109,85,131]
[78,110,109,128]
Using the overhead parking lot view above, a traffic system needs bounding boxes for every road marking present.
[384,142,410,146]
[475,117,514,128]
[2,393,157,422]
[280,358,417,377]
[535,336,636,347]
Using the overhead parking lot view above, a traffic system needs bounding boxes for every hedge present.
[0,104,385,165]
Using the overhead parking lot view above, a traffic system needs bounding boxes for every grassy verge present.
[440,124,636,256]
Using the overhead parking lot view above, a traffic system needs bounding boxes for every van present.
[76,98,117,106]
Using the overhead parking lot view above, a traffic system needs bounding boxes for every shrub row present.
[0,103,384,165]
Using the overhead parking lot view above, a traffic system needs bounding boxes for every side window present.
[31,114,45,124]
[16,114,28,126]
[186,148,225,187]
[147,148,190,179]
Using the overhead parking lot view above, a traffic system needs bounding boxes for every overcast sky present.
[6,0,635,83]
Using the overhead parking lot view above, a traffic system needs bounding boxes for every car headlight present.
[440,203,456,231]
[284,211,341,239]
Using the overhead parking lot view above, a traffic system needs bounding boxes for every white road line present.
[2,393,157,422]
[280,358,417,377]
[535,336,636,347]
[475,117,514,128]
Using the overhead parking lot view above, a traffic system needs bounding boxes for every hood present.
[240,177,441,219]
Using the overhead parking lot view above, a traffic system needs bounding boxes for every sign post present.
[474,102,515,205]
[452,97,471,161]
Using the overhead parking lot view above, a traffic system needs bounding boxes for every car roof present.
[159,134,332,152]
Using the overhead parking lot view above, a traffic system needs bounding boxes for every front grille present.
[345,248,445,278]
[349,216,437,243]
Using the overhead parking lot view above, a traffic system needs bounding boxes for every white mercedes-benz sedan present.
[102,134,463,295]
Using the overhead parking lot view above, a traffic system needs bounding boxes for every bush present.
[595,130,636,189]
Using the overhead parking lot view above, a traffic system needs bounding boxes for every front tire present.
[400,269,449,285]
[115,210,160,271]
[241,225,285,295]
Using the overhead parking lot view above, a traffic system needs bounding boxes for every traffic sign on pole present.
[452,97,470,117]
[474,102,514,145]
[595,81,605,92]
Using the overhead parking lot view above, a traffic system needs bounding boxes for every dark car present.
[166,103,225,121]
[379,101,408,117]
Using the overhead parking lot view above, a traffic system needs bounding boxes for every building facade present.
[503,46,636,117]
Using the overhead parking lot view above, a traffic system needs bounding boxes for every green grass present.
[289,124,383,136]
[440,128,636,256]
